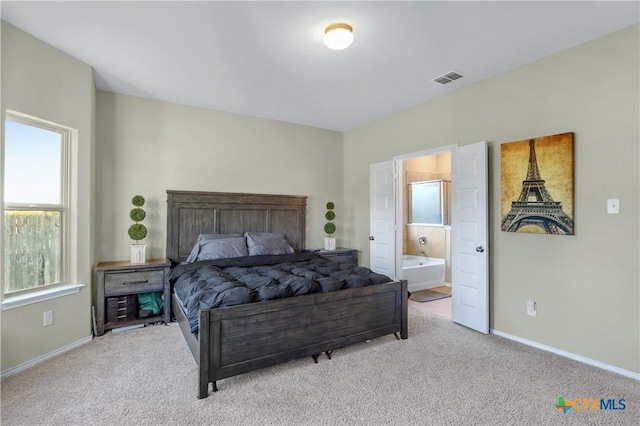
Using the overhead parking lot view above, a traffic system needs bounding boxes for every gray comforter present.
[169,252,392,334]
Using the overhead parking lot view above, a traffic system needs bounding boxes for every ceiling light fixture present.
[324,23,354,50]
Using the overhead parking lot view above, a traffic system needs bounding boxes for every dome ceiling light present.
[324,22,354,50]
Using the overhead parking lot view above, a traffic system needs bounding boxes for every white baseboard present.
[1,334,93,378]
[490,328,640,381]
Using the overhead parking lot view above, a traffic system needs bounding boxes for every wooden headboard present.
[166,190,307,263]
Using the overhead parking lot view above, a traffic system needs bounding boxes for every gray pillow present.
[244,232,295,256]
[195,237,249,262]
[186,233,244,263]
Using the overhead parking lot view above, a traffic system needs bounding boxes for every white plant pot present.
[130,244,147,264]
[324,237,336,251]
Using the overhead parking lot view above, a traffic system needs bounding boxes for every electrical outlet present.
[43,310,54,326]
[607,199,620,214]
[526,301,537,317]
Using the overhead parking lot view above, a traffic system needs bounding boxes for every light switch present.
[607,199,620,214]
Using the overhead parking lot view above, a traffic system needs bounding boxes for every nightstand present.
[307,248,358,265]
[95,258,171,336]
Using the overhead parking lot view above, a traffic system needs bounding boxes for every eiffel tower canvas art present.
[501,132,574,235]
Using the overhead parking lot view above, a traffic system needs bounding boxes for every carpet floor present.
[1,308,638,425]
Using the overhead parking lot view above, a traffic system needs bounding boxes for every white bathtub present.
[401,255,445,291]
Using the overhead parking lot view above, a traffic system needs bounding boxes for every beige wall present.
[95,92,344,262]
[344,25,639,373]
[1,23,95,371]
[405,225,446,259]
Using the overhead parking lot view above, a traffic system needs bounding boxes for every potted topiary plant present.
[129,195,147,264]
[324,201,336,250]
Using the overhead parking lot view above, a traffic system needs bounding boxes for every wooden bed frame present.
[166,190,408,398]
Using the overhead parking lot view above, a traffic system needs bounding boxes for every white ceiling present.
[2,1,638,131]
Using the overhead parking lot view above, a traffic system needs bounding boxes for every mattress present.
[169,252,392,334]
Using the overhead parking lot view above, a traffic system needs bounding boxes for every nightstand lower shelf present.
[104,316,164,331]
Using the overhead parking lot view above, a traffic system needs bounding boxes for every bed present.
[166,190,408,398]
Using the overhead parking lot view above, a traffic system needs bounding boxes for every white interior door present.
[451,141,489,333]
[369,161,396,279]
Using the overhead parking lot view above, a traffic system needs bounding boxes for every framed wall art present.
[500,132,574,235]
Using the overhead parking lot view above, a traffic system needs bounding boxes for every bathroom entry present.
[400,152,452,296]
[369,141,488,333]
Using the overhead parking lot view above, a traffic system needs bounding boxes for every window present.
[3,112,72,296]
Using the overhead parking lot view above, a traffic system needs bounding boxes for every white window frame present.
[1,111,79,305]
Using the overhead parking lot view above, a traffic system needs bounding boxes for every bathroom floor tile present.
[430,285,451,295]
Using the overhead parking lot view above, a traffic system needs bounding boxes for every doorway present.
[398,149,452,319]
[369,141,489,333]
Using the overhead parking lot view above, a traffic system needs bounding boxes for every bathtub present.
[401,255,445,291]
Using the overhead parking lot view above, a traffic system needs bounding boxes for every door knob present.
[475,246,484,253]
[369,236,375,241]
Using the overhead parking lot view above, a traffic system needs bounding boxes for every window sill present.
[1,284,85,311]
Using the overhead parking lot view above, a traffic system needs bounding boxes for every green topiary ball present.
[326,201,335,210]
[132,195,145,207]
[325,211,336,221]
[324,223,336,235]
[130,208,146,222]
[128,224,147,241]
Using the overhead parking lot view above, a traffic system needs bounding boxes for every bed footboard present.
[196,279,407,398]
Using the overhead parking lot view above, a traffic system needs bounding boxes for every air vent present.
[432,70,465,85]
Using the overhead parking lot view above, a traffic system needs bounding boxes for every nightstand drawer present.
[322,252,355,264]
[104,269,164,296]
[307,248,358,265]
